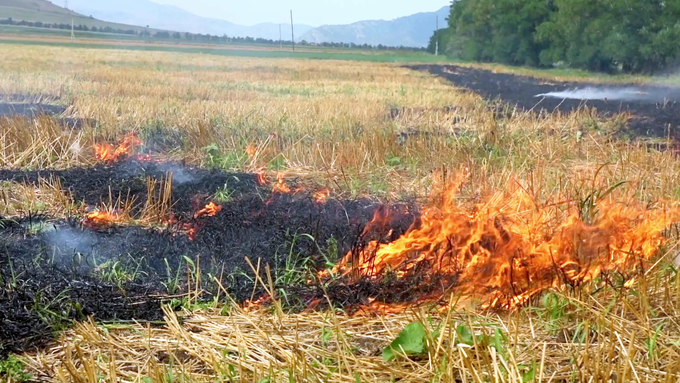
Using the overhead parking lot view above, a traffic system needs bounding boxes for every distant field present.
[0,33,449,63]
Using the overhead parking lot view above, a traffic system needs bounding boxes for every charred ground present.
[411,65,680,138]
[0,161,418,356]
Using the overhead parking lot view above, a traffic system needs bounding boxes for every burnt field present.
[0,160,418,357]
[411,64,680,138]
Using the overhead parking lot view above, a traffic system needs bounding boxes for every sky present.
[149,0,451,27]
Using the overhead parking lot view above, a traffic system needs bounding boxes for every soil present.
[0,161,418,357]
[410,64,680,138]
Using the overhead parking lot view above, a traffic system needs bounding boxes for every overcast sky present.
[149,0,451,26]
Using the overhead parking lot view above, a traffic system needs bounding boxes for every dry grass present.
[2,43,680,382]
[19,255,680,382]
[0,177,75,217]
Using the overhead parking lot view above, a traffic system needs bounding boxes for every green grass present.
[0,37,449,63]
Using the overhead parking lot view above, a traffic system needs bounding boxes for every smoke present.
[536,86,680,103]
[44,227,99,270]
[156,162,196,185]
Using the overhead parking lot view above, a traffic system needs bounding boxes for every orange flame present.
[314,188,331,203]
[194,202,222,219]
[272,173,291,194]
[246,145,258,158]
[84,210,123,228]
[242,294,272,312]
[256,171,268,186]
[93,132,143,163]
[323,182,680,310]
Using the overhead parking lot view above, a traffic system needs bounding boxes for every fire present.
[93,132,143,163]
[194,202,222,219]
[272,173,291,194]
[314,188,330,203]
[256,171,268,186]
[245,145,258,158]
[84,210,123,228]
[242,294,272,312]
[323,181,680,310]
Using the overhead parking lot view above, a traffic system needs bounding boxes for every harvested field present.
[2,43,680,382]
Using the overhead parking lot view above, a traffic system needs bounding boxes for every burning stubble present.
[322,179,680,311]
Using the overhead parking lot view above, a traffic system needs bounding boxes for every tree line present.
[1,18,424,52]
[429,0,680,73]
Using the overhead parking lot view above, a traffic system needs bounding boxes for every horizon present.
[146,0,450,27]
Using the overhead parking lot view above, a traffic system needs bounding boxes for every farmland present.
[1,39,680,382]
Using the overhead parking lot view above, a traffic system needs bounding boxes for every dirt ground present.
[411,64,680,138]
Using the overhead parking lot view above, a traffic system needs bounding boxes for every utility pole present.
[64,0,68,10]
[435,16,439,56]
[290,10,295,51]
[279,24,282,49]
[70,17,75,42]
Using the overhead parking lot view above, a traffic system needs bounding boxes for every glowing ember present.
[242,294,272,312]
[256,171,268,186]
[246,145,258,158]
[194,202,222,219]
[322,181,680,310]
[272,173,291,194]
[93,132,143,163]
[84,210,123,228]
[314,188,330,203]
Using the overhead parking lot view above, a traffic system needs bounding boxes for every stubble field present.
[2,43,680,382]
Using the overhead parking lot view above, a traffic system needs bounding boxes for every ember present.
[93,132,143,163]
[84,210,123,228]
[323,180,680,310]
[314,188,330,203]
[194,202,222,219]
[256,171,268,186]
[272,173,291,194]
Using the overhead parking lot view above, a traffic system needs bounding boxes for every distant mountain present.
[299,6,450,48]
[1,0,152,31]
[52,0,314,40]
[1,0,78,15]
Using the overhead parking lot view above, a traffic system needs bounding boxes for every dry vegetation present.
[2,43,680,382]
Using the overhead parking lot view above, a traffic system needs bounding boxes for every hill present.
[55,0,314,41]
[0,0,152,32]
[299,6,450,48]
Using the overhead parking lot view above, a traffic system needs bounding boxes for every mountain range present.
[45,0,448,47]
[300,7,449,48]
[50,0,313,41]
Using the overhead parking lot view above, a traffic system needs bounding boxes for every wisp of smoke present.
[536,86,680,103]
[156,163,196,185]
[44,227,98,268]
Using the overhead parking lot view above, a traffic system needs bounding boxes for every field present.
[1,40,680,383]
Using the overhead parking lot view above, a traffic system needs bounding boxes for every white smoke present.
[156,163,196,185]
[536,87,653,101]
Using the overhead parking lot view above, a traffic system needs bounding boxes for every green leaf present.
[456,324,474,345]
[383,322,427,362]
[492,328,506,354]
[520,363,536,382]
